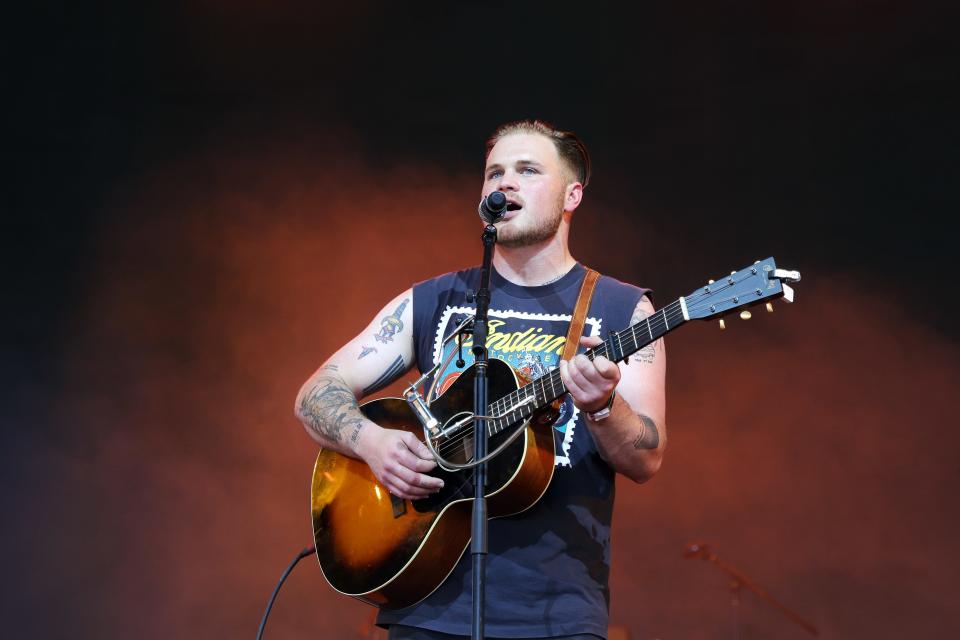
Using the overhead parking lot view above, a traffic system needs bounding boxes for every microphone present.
[478,191,508,223]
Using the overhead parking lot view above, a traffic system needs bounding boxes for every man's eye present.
[487,170,503,179]
[520,167,538,175]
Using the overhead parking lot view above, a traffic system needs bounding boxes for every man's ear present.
[564,181,584,213]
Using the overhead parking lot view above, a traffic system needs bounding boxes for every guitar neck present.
[486,299,687,436]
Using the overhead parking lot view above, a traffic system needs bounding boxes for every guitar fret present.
[484,302,687,437]
[477,300,690,443]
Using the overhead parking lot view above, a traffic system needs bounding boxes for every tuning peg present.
[766,302,774,313]
[740,310,752,320]
[773,268,801,283]
[708,279,715,284]
[731,271,736,275]
[719,318,726,330]
[782,283,795,303]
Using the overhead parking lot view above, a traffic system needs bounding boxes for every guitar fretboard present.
[484,299,686,434]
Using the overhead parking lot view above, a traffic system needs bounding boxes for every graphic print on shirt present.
[430,306,602,467]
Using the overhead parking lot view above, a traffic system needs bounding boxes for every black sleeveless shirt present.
[376,263,649,638]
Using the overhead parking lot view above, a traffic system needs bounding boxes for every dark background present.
[4,2,958,638]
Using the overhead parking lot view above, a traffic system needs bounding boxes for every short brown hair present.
[485,119,592,188]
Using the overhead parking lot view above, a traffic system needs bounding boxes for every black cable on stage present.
[257,545,316,640]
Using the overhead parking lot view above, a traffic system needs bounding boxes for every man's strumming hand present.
[356,426,444,500]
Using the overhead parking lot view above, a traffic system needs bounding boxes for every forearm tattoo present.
[632,413,660,450]
[630,301,658,364]
[299,365,365,444]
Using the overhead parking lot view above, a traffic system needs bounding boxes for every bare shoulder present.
[627,294,663,365]
[630,293,656,322]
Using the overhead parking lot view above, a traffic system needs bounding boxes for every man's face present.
[482,133,575,248]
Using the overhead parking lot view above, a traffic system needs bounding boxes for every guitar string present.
[433,302,687,459]
[435,301,687,457]
[487,296,704,420]
[432,272,763,460]
[478,289,720,420]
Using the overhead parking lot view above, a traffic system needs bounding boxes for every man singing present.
[296,120,666,639]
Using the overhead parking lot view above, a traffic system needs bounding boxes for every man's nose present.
[497,171,519,191]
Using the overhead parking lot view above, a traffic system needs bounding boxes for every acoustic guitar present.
[310,257,800,609]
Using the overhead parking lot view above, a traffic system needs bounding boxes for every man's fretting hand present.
[558,335,620,413]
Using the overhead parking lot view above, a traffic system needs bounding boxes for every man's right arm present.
[294,289,444,500]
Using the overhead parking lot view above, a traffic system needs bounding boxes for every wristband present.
[586,389,616,421]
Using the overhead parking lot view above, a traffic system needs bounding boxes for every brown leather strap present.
[562,268,601,362]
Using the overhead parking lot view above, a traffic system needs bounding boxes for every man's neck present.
[492,236,577,287]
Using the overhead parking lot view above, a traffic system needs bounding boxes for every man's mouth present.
[506,201,522,211]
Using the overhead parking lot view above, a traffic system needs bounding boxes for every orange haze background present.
[11,131,958,639]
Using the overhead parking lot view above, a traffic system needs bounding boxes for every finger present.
[389,474,429,498]
[569,354,603,386]
[592,355,621,381]
[396,446,440,477]
[385,477,431,500]
[411,455,438,473]
[559,359,584,396]
[393,460,444,491]
[579,335,603,347]
[402,431,435,461]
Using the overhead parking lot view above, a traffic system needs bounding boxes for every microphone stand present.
[684,543,819,638]
[470,220,497,640]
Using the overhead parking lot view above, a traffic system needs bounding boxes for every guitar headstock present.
[682,257,801,323]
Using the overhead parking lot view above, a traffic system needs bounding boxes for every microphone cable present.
[256,545,316,640]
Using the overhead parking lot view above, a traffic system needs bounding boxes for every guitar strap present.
[561,268,601,362]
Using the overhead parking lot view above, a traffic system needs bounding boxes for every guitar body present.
[310,358,559,609]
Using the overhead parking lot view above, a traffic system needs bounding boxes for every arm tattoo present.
[349,422,363,445]
[361,355,405,396]
[629,299,650,325]
[633,414,660,449]
[634,343,656,364]
[630,300,658,364]
[298,368,364,444]
[373,298,409,344]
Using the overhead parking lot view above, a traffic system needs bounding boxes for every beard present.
[495,192,565,248]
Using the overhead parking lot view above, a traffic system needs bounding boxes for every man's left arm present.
[558,295,666,483]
